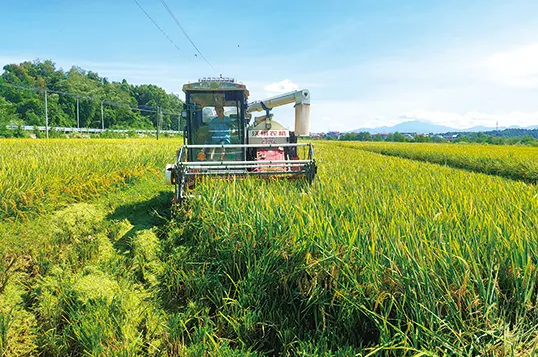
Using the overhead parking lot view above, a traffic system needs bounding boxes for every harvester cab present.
[165,77,316,203]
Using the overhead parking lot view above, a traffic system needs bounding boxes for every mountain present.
[464,125,497,132]
[351,121,460,134]
[349,120,537,134]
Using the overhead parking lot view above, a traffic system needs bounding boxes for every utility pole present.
[157,106,161,140]
[76,96,80,129]
[101,101,104,130]
[44,89,49,138]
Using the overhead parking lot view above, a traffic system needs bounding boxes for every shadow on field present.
[106,190,173,252]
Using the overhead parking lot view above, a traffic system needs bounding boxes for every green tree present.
[430,135,447,143]
[0,59,184,130]
[393,132,406,142]
[521,135,536,145]
[414,134,431,143]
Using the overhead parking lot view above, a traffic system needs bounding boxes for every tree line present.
[0,59,184,136]
[333,130,538,146]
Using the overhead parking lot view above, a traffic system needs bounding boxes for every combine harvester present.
[165,77,317,203]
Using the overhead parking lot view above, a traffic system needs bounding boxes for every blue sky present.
[2,0,538,131]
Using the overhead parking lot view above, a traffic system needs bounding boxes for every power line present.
[132,0,193,65]
[157,0,217,73]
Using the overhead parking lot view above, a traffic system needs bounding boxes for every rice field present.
[0,139,179,221]
[339,141,538,183]
[0,139,537,355]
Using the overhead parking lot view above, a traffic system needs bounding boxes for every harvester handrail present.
[184,165,308,170]
[184,143,311,149]
[185,170,309,176]
[180,159,312,166]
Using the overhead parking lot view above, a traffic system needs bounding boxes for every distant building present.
[326,131,341,139]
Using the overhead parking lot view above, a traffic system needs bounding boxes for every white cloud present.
[4,46,538,132]
[269,100,538,133]
[482,43,538,88]
[264,99,408,133]
[263,79,299,96]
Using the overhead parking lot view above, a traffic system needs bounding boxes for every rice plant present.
[160,142,538,355]
[1,138,537,355]
[340,141,538,183]
[0,138,178,221]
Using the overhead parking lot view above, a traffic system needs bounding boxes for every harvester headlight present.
[165,164,174,185]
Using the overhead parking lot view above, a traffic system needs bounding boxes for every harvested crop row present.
[0,138,178,221]
[161,142,538,355]
[338,141,538,183]
[0,166,178,356]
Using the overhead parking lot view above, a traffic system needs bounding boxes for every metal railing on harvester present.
[171,143,316,202]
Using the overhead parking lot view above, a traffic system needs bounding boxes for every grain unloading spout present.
[293,90,310,136]
[247,89,311,136]
[294,102,310,136]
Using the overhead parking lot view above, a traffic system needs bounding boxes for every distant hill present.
[350,120,538,134]
[0,59,184,131]
[351,121,458,134]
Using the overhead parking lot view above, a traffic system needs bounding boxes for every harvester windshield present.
[187,91,245,161]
